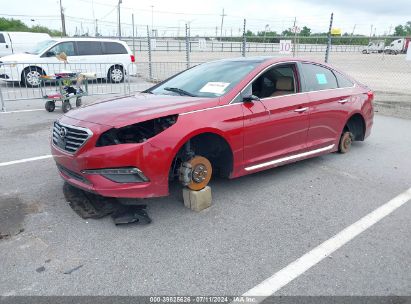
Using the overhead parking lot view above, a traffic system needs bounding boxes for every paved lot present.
[0,97,410,296]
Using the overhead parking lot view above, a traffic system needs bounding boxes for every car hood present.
[0,53,39,62]
[64,93,219,128]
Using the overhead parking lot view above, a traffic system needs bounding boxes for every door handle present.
[338,99,349,104]
[294,107,308,113]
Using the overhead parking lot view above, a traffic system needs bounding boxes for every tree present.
[246,30,255,36]
[393,21,411,36]
[0,17,61,36]
[281,28,293,36]
[394,25,406,36]
[300,26,311,36]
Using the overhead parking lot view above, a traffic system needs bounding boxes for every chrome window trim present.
[52,121,93,155]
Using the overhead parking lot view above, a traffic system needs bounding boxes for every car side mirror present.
[243,94,260,102]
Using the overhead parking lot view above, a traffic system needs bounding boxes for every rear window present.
[302,63,338,91]
[103,42,128,54]
[0,34,5,43]
[77,41,103,55]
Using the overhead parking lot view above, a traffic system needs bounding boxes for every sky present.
[3,0,411,37]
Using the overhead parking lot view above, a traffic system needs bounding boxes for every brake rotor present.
[186,156,212,191]
[339,132,353,153]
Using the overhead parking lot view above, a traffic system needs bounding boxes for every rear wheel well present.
[170,132,234,181]
[344,114,366,141]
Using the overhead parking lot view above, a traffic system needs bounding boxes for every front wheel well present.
[21,66,45,80]
[170,132,234,181]
[344,114,366,141]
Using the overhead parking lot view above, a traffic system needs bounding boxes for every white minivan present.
[0,38,135,87]
[0,32,51,57]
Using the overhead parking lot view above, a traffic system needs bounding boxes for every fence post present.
[185,23,190,69]
[132,14,135,57]
[0,85,5,112]
[242,19,246,57]
[325,12,334,63]
[147,25,153,80]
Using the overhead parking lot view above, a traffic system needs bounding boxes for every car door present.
[301,62,354,150]
[41,41,78,75]
[0,33,12,57]
[75,41,104,77]
[242,63,310,171]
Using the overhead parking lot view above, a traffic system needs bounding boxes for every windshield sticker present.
[316,73,328,85]
[200,82,230,94]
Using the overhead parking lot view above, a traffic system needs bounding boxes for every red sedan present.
[51,57,374,198]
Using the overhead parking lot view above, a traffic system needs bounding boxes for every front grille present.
[52,121,92,154]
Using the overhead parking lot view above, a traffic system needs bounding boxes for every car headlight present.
[81,167,149,183]
[96,115,178,147]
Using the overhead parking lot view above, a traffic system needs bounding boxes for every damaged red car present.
[51,57,374,198]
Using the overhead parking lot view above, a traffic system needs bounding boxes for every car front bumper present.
[51,116,170,199]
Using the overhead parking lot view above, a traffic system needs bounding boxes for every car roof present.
[52,38,126,43]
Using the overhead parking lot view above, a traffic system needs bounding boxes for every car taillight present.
[130,54,135,62]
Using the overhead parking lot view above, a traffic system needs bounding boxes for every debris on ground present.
[36,266,46,273]
[63,264,83,275]
[111,205,151,225]
[63,183,151,225]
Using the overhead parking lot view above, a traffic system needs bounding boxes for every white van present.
[0,38,136,87]
[0,32,51,57]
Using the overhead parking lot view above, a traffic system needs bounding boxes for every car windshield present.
[27,40,57,55]
[150,60,261,98]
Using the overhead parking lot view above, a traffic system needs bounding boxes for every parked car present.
[362,40,385,54]
[51,57,374,198]
[384,38,410,55]
[0,31,51,57]
[0,38,135,87]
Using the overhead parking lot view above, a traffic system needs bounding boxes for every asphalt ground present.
[0,96,410,297]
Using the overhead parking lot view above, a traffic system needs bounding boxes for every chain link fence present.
[122,29,411,109]
[1,21,410,113]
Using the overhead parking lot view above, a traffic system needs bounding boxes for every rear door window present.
[0,34,5,43]
[302,63,338,91]
[334,71,354,88]
[102,42,127,54]
[77,41,103,55]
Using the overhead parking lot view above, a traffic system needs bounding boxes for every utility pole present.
[132,14,135,57]
[220,8,226,41]
[95,19,98,36]
[59,0,66,37]
[151,5,154,37]
[369,24,373,42]
[325,12,334,63]
[292,17,297,57]
[118,0,122,38]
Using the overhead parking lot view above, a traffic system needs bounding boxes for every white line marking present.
[0,155,52,167]
[0,109,44,114]
[245,144,335,171]
[243,186,411,300]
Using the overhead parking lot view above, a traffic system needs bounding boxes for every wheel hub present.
[192,164,208,183]
[180,156,212,191]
